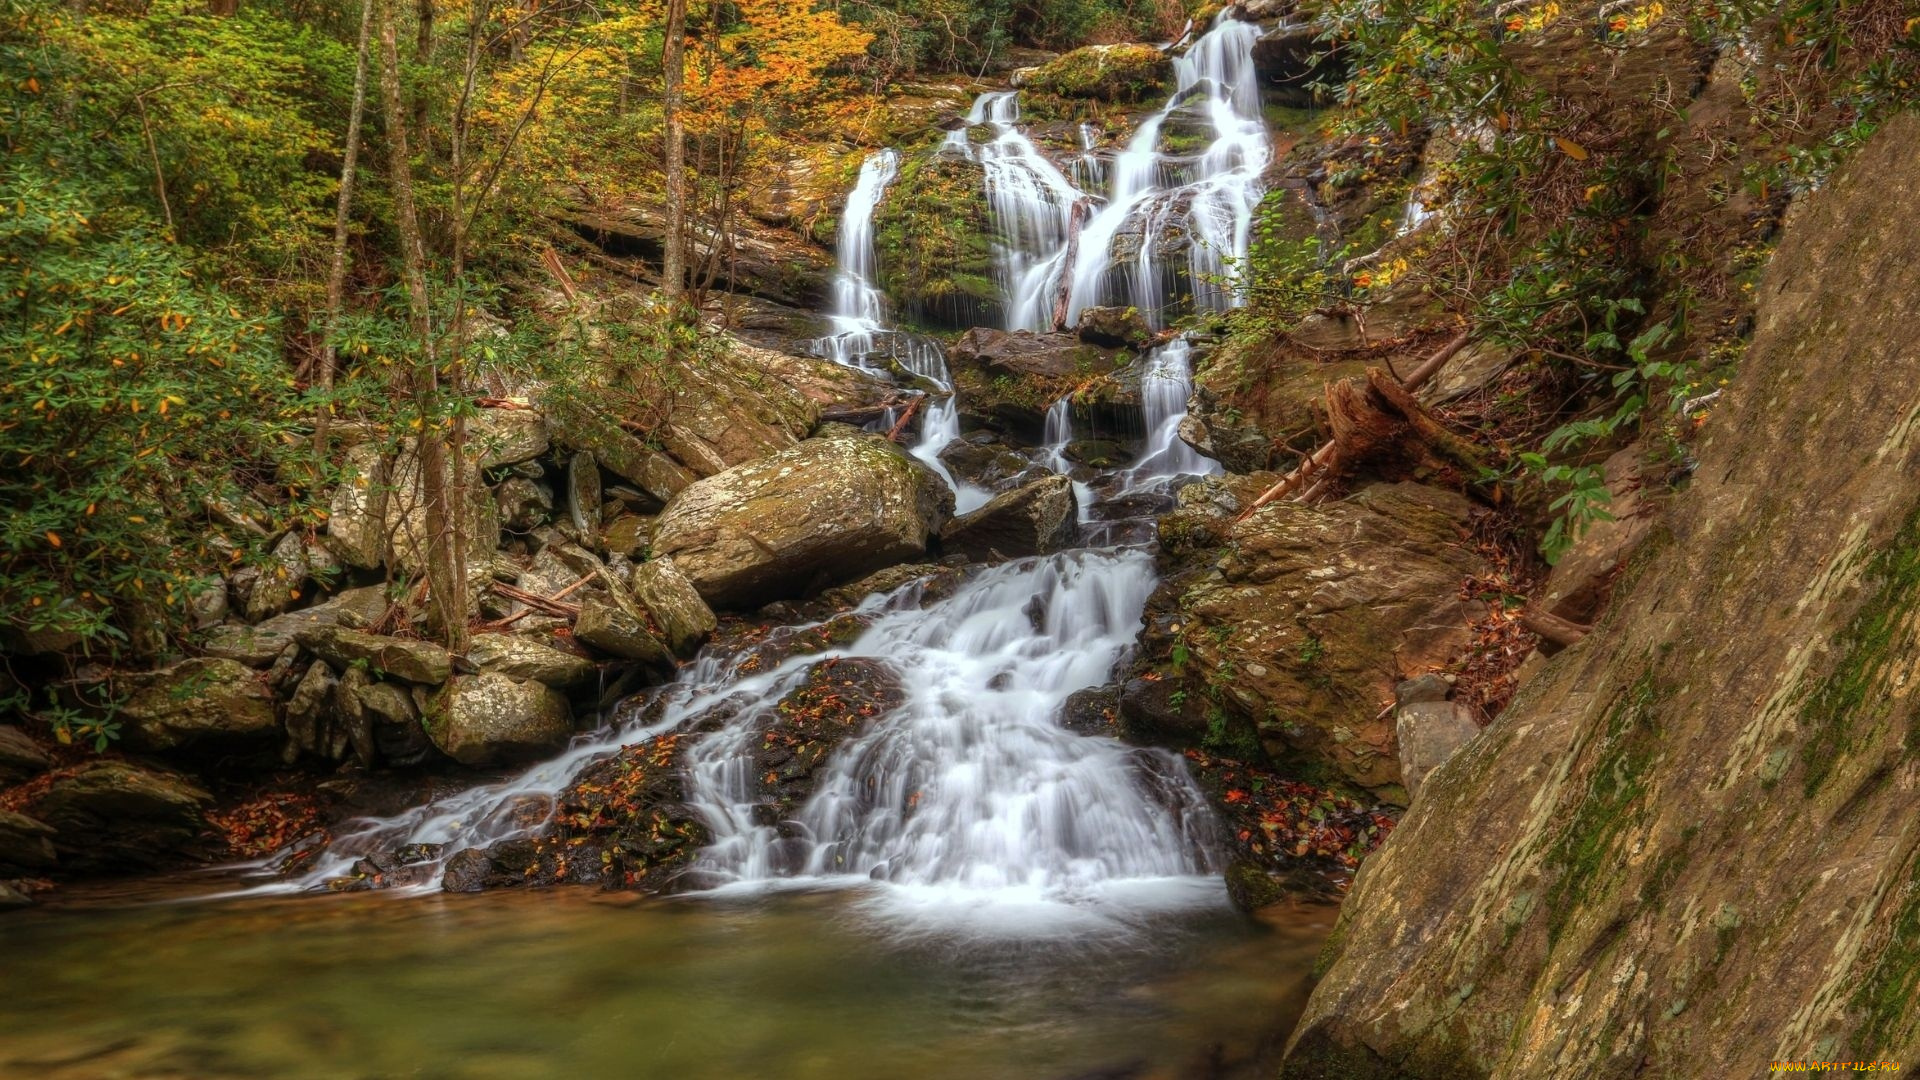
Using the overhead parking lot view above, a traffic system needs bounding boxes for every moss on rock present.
[873,152,999,330]
[1025,43,1171,103]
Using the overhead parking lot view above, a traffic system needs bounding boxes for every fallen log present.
[1521,606,1591,649]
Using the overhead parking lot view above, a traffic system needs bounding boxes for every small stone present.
[468,408,549,469]
[0,726,52,783]
[1396,700,1481,801]
[573,594,673,665]
[0,810,58,869]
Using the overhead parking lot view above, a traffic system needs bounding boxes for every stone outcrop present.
[650,430,953,608]
[940,474,1077,561]
[118,657,280,754]
[1023,43,1171,102]
[1137,478,1487,799]
[627,559,717,657]
[23,762,212,873]
[946,327,1138,438]
[1285,115,1920,1078]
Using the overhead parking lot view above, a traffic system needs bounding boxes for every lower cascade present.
[270,11,1271,927]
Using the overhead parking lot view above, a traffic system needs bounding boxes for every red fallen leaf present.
[1224,788,1249,804]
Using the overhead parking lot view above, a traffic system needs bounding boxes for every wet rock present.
[749,658,905,823]
[629,559,717,657]
[27,761,213,872]
[0,880,30,909]
[1076,305,1153,349]
[1248,21,1337,108]
[947,328,1140,439]
[938,431,1045,491]
[440,846,499,893]
[651,431,953,609]
[0,810,57,870]
[873,154,999,330]
[297,626,453,686]
[574,593,673,666]
[426,672,573,767]
[555,203,834,309]
[467,407,549,469]
[0,725,51,782]
[940,474,1077,562]
[466,633,597,690]
[1060,686,1121,736]
[806,563,961,615]
[1064,439,1132,467]
[1024,43,1171,102]
[119,657,279,754]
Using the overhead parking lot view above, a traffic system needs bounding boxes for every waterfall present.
[268,21,1255,929]
[1125,339,1221,487]
[954,13,1272,331]
[812,151,990,513]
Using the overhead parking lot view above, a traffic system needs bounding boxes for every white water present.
[268,26,1258,931]
[812,150,990,514]
[948,14,1272,333]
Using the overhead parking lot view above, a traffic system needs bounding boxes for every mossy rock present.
[1025,43,1172,104]
[873,153,999,330]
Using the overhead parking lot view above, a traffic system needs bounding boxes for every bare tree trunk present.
[314,0,376,471]
[660,0,688,309]
[378,0,469,651]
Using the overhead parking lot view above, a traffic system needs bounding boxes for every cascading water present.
[953,13,1272,332]
[811,151,989,513]
[269,17,1268,931]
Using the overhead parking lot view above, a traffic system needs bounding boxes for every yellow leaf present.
[55,727,72,745]
[45,531,61,548]
[1554,136,1589,161]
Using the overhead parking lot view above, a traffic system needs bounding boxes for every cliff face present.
[1283,112,1920,1078]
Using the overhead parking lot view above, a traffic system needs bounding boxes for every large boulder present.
[25,761,212,872]
[283,659,352,763]
[119,657,279,753]
[946,328,1137,438]
[1285,114,1920,1078]
[381,440,500,577]
[425,673,573,766]
[324,443,388,569]
[650,431,954,609]
[466,407,548,469]
[1140,481,1487,799]
[940,474,1077,561]
[197,585,391,668]
[573,592,674,665]
[1024,43,1171,102]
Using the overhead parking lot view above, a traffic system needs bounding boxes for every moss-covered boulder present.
[873,153,999,330]
[1025,43,1171,103]
[946,327,1139,440]
[118,657,279,754]
[23,761,213,873]
[425,672,573,766]
[1136,480,1488,799]
[650,430,953,609]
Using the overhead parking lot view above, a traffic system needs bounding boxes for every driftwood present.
[489,579,585,620]
[1237,330,1470,521]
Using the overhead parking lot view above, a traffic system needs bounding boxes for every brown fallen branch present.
[1236,330,1470,522]
[540,245,580,306]
[1521,607,1591,649]
[886,395,924,443]
[490,579,584,619]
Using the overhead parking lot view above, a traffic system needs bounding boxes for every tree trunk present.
[660,0,688,309]
[314,0,375,471]
[378,0,469,651]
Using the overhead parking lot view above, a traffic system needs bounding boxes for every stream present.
[0,14,1317,1078]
